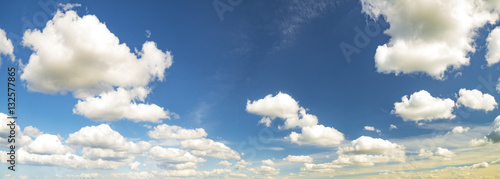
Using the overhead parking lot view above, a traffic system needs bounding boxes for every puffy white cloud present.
[180,138,241,160]
[334,136,406,166]
[0,113,32,148]
[21,10,172,95]
[73,87,170,123]
[0,28,14,63]
[283,155,313,163]
[360,0,499,79]
[148,124,207,140]
[235,160,252,169]
[26,134,73,155]
[287,124,344,146]
[392,90,455,122]
[149,146,205,169]
[129,161,141,170]
[486,27,500,65]
[20,10,173,123]
[81,147,132,161]
[23,126,43,138]
[452,126,470,134]
[218,160,232,167]
[58,3,81,11]
[471,162,489,168]
[246,92,300,120]
[457,89,497,111]
[364,126,381,134]
[66,124,151,154]
[420,147,455,160]
[262,159,275,166]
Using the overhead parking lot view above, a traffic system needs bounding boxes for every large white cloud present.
[73,87,170,123]
[149,146,205,169]
[20,10,173,123]
[180,138,241,160]
[486,26,500,65]
[333,136,406,166]
[392,90,455,122]
[0,28,15,64]
[148,124,207,140]
[287,124,344,146]
[457,89,497,112]
[360,0,500,79]
[21,10,172,95]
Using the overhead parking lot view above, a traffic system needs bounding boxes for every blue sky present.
[0,0,500,178]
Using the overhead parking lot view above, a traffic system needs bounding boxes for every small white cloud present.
[287,124,344,146]
[23,126,43,138]
[262,159,275,166]
[283,155,313,163]
[389,124,397,130]
[58,3,81,11]
[181,138,241,160]
[129,161,141,170]
[471,162,489,169]
[451,126,470,134]
[457,89,497,112]
[148,124,207,140]
[145,30,151,38]
[364,126,382,134]
[392,90,455,122]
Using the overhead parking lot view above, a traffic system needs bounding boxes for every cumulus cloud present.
[262,159,275,166]
[66,124,151,154]
[300,162,341,173]
[248,92,344,146]
[247,166,280,177]
[457,89,497,111]
[452,126,470,134]
[360,0,500,79]
[73,87,170,123]
[334,136,406,166]
[419,147,455,160]
[287,124,344,146]
[26,134,73,155]
[0,28,15,63]
[364,126,381,134]
[148,124,207,140]
[486,27,500,65]
[129,161,141,170]
[149,146,205,169]
[283,155,313,163]
[23,126,43,138]
[180,138,241,160]
[21,9,173,122]
[392,90,455,122]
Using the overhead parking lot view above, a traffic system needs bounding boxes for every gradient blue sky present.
[0,0,500,178]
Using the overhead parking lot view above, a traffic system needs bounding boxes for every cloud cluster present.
[247,92,344,146]
[457,89,497,112]
[419,147,455,160]
[360,0,500,79]
[148,124,207,140]
[283,155,313,163]
[21,10,173,123]
[334,136,406,166]
[392,90,455,122]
